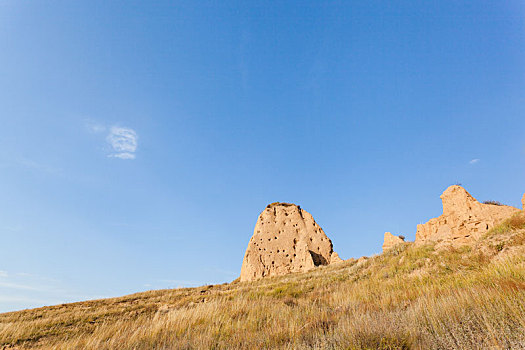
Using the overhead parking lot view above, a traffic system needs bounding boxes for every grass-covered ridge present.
[1,213,525,349]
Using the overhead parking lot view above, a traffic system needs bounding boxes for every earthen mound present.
[240,203,340,282]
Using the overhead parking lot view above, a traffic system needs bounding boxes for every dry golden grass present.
[486,211,525,237]
[1,220,525,349]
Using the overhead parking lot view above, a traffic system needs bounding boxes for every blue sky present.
[1,1,524,312]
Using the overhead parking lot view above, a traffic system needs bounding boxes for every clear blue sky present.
[1,1,524,312]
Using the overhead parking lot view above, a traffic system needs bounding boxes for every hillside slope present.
[1,213,525,350]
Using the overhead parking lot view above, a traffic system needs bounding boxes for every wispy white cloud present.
[13,272,59,283]
[0,271,61,292]
[1,225,23,233]
[0,270,106,312]
[469,159,480,165]
[17,158,62,175]
[85,119,106,134]
[106,126,138,160]
[204,267,238,277]
[85,121,139,160]
[157,279,202,288]
[0,280,46,291]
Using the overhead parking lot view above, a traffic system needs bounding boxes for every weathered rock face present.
[382,232,405,252]
[240,203,339,282]
[522,193,525,210]
[415,186,519,247]
[330,251,343,264]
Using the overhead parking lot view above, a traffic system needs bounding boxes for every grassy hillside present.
[1,212,525,350]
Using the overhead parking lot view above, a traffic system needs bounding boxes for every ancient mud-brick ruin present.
[382,232,405,252]
[415,185,520,247]
[240,203,341,282]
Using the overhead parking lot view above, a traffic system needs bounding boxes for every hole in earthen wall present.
[309,251,328,266]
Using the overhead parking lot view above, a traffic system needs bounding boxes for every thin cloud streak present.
[157,279,202,288]
[85,119,107,134]
[109,152,136,160]
[0,295,61,305]
[469,159,480,165]
[17,158,63,175]
[0,281,55,292]
[0,270,106,312]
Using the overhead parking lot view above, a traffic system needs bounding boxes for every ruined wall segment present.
[382,232,405,252]
[415,186,519,247]
[240,203,339,282]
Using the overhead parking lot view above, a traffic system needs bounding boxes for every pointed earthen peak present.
[330,251,343,264]
[240,202,339,282]
[382,232,405,252]
[415,185,519,247]
[522,193,525,210]
[440,185,478,217]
